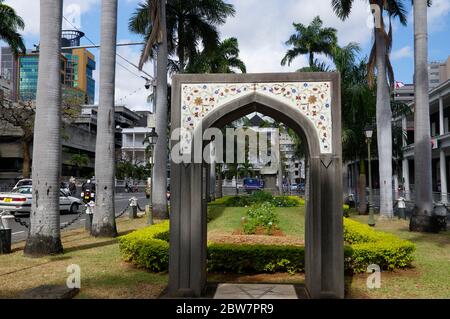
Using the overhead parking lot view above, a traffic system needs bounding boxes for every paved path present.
[213,284,306,299]
[8,192,147,243]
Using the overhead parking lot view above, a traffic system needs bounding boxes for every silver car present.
[0,186,82,215]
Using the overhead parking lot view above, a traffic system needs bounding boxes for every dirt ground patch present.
[208,230,304,245]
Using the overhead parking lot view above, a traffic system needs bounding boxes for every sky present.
[2,0,450,111]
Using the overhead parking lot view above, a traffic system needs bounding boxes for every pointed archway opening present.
[168,73,344,298]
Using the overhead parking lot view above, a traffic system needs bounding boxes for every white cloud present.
[391,46,413,60]
[407,0,450,32]
[112,40,154,111]
[4,0,100,35]
[220,0,373,73]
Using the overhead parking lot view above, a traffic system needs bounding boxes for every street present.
[9,192,148,243]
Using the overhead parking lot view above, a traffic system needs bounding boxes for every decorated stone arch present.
[169,73,344,299]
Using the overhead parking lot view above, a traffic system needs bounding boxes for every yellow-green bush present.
[119,218,415,274]
[118,221,169,272]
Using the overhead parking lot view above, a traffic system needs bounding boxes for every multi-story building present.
[0,75,13,101]
[62,48,96,104]
[428,56,450,89]
[0,30,96,103]
[120,111,154,165]
[0,47,18,101]
[402,79,450,203]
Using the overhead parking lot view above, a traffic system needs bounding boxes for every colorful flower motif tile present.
[180,82,333,153]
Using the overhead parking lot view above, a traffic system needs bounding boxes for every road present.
[8,192,147,243]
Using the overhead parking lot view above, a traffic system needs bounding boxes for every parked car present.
[290,183,298,191]
[12,179,32,190]
[0,186,82,215]
[13,179,72,195]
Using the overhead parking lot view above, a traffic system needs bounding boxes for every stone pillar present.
[440,149,448,204]
[209,142,216,201]
[439,96,444,135]
[168,163,207,297]
[305,155,344,299]
[402,158,411,200]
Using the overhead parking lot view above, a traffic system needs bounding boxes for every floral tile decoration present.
[180,82,333,154]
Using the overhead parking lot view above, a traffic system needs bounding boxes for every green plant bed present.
[119,218,415,275]
[209,191,304,207]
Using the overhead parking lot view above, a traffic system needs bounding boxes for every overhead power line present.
[62,16,153,80]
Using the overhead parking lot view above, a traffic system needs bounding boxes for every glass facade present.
[18,55,39,101]
[86,57,96,104]
[17,48,95,103]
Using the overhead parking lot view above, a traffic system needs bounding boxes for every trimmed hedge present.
[343,218,416,273]
[209,194,304,207]
[119,218,415,274]
[119,221,169,272]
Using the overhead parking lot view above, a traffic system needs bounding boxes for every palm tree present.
[129,0,235,72]
[0,0,26,55]
[332,0,408,219]
[129,0,235,218]
[91,0,118,237]
[410,0,433,232]
[281,16,337,68]
[24,0,63,256]
[186,37,246,73]
[69,153,90,177]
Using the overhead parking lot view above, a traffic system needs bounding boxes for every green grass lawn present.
[208,205,305,237]
[1,202,448,299]
[0,217,167,299]
[207,203,450,298]
[345,214,450,298]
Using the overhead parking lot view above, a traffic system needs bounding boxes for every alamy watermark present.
[66,264,81,289]
[366,264,381,289]
[170,126,281,168]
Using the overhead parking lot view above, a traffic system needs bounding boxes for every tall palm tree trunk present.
[152,0,169,219]
[24,0,63,256]
[92,0,118,237]
[410,0,433,231]
[375,26,394,218]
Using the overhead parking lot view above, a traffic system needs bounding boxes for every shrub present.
[271,196,302,207]
[119,218,415,274]
[242,202,279,235]
[250,190,273,203]
[118,221,169,272]
[207,243,304,274]
[209,193,304,207]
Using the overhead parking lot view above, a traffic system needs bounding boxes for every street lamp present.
[365,126,375,227]
[146,127,158,225]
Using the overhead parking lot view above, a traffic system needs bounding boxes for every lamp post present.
[146,127,158,225]
[365,126,375,227]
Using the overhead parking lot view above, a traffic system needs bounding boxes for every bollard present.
[0,214,14,254]
[1,214,15,230]
[84,202,95,231]
[128,197,138,219]
[396,197,407,220]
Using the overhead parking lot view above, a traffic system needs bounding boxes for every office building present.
[428,56,450,89]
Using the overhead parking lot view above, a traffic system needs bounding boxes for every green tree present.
[24,0,64,256]
[332,0,409,218]
[129,0,235,218]
[281,16,337,68]
[69,153,90,177]
[186,37,246,73]
[0,0,26,55]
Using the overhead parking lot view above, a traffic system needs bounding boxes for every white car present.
[0,186,82,215]
[13,179,71,195]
